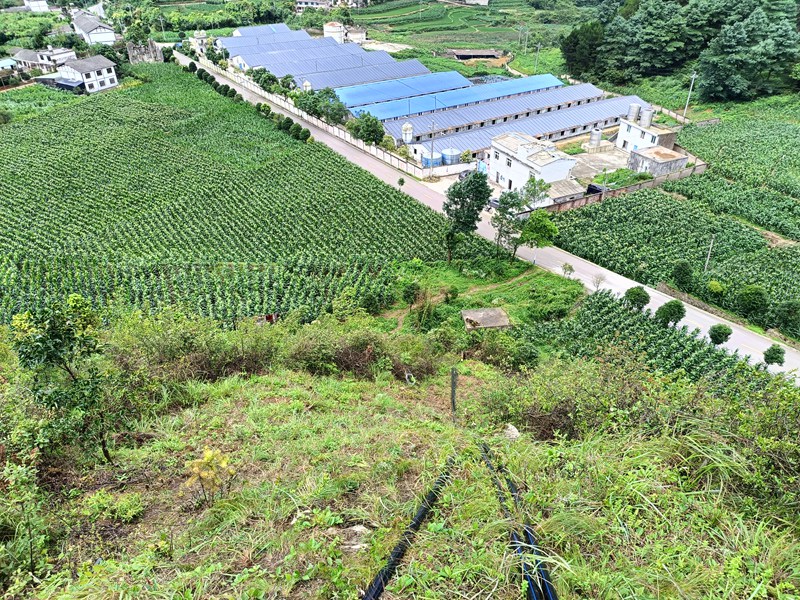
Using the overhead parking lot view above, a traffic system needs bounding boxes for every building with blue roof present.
[406,96,648,156]
[335,71,473,108]
[232,23,291,36]
[353,74,564,121]
[297,60,430,90]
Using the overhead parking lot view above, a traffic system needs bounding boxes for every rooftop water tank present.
[441,148,461,165]
[639,107,654,129]
[420,150,443,168]
[323,21,345,44]
[627,103,641,122]
[588,128,603,147]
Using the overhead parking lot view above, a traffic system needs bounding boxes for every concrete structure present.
[490,132,576,191]
[57,55,118,93]
[448,49,501,60]
[72,10,115,46]
[0,58,16,71]
[13,46,76,73]
[615,109,676,153]
[461,308,510,331]
[628,146,688,176]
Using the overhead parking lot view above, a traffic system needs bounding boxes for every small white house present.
[72,10,116,46]
[490,132,577,191]
[13,46,76,72]
[615,105,676,153]
[57,55,118,93]
[295,0,330,13]
[23,0,49,12]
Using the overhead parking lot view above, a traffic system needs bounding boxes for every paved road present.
[175,53,800,378]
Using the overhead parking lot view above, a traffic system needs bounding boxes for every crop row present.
[0,64,490,321]
[663,173,800,241]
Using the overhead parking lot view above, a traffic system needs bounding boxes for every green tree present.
[518,209,558,259]
[289,122,302,139]
[623,285,650,311]
[560,20,605,77]
[402,281,421,311]
[347,113,385,145]
[654,299,686,326]
[490,190,525,257]
[443,172,492,262]
[708,323,732,345]
[520,176,551,209]
[672,259,693,290]
[398,177,405,190]
[10,295,113,463]
[763,343,785,366]
[188,61,197,73]
[737,284,769,322]
[774,299,800,332]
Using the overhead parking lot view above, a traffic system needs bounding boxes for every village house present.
[71,10,116,46]
[56,55,118,93]
[490,132,577,191]
[12,46,76,73]
[615,104,676,153]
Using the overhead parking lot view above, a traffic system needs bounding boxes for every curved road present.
[175,52,800,378]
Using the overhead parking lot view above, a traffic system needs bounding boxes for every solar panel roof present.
[268,51,395,79]
[296,60,431,90]
[384,83,604,139]
[409,96,648,152]
[353,74,564,121]
[232,23,291,36]
[335,71,473,107]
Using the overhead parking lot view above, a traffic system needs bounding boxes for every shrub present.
[672,259,694,290]
[708,324,732,345]
[280,116,293,131]
[299,127,311,141]
[654,300,686,326]
[226,88,236,99]
[763,344,785,366]
[289,123,303,139]
[623,286,650,311]
[261,104,272,116]
[234,93,243,102]
[183,447,236,508]
[188,61,197,73]
[738,284,769,321]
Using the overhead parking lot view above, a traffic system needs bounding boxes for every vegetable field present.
[664,173,800,241]
[553,190,767,284]
[531,290,747,381]
[0,84,79,121]
[678,99,800,201]
[0,63,485,321]
[553,190,800,337]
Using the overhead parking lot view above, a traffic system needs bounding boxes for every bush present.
[279,116,293,131]
[623,286,650,311]
[234,93,243,102]
[226,87,236,99]
[654,300,686,326]
[299,127,311,142]
[672,259,693,290]
[708,324,732,345]
[188,61,197,73]
[763,344,785,366]
[289,123,303,139]
[738,284,769,322]
[261,104,272,116]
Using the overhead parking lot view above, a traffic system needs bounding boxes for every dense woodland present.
[561,0,800,100]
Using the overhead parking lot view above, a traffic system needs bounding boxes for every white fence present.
[191,56,470,179]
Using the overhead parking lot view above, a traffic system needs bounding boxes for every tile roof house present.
[71,10,115,45]
[55,55,118,93]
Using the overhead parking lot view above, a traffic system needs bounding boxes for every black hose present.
[362,457,455,600]
[498,462,558,600]
[479,443,543,600]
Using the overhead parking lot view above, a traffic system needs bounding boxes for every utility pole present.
[683,71,697,119]
[429,119,436,180]
[158,15,165,39]
[533,42,541,74]
[523,29,529,54]
[704,234,715,273]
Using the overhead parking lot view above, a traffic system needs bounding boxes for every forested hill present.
[561,0,800,101]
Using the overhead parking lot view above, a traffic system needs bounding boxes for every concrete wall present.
[628,153,688,177]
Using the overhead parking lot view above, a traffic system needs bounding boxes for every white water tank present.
[639,107,654,128]
[323,21,345,44]
[588,128,602,147]
[627,103,641,122]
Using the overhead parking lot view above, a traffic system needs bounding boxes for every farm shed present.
[449,49,502,60]
[294,60,430,90]
[352,74,564,121]
[384,83,604,143]
[461,308,511,331]
[232,23,290,36]
[628,146,688,176]
[336,71,472,108]
[265,51,395,79]
[408,95,648,155]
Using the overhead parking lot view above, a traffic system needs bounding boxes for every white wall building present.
[72,10,116,45]
[57,55,118,93]
[295,0,330,13]
[13,46,76,72]
[615,105,676,153]
[490,132,576,192]
[23,0,50,12]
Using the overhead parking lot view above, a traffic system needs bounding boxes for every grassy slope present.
[31,362,800,599]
